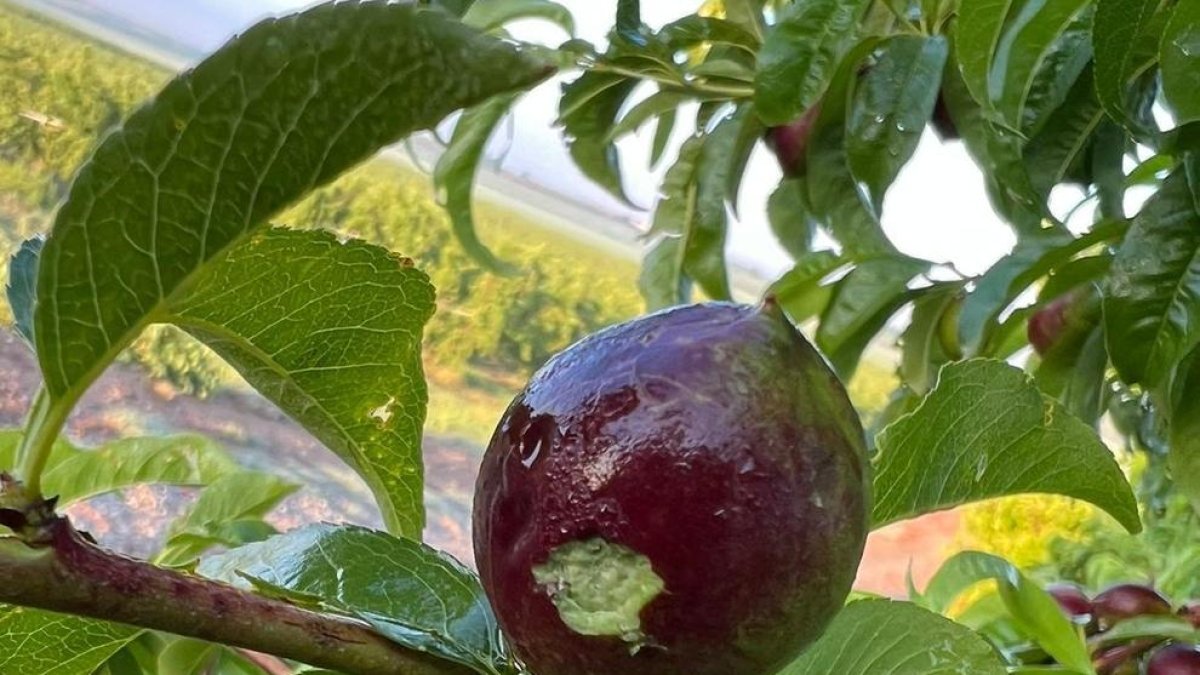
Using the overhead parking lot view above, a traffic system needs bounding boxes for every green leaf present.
[847,35,947,211]
[606,90,690,143]
[434,93,521,274]
[1036,326,1108,427]
[33,2,549,402]
[954,0,1015,108]
[767,178,817,260]
[1104,171,1200,387]
[6,237,41,347]
[754,0,870,126]
[991,0,1093,129]
[638,236,689,311]
[558,72,637,203]
[167,229,434,537]
[769,251,844,324]
[1160,0,1200,125]
[156,471,298,567]
[157,638,219,675]
[650,108,676,167]
[805,37,896,258]
[1023,66,1105,199]
[922,551,1091,673]
[899,283,963,396]
[462,0,575,35]
[817,255,927,377]
[872,359,1141,532]
[658,16,760,53]
[0,606,139,675]
[646,110,749,303]
[616,0,640,36]
[1094,614,1200,644]
[0,431,236,505]
[198,524,507,675]
[1170,345,1200,514]
[1093,0,1162,130]
[722,0,766,43]
[778,599,1007,674]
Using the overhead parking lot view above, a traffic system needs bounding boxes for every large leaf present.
[847,35,947,211]
[817,255,927,377]
[989,0,1093,129]
[778,599,1007,674]
[33,1,549,401]
[754,0,870,125]
[1104,171,1200,388]
[954,0,1014,108]
[1160,0,1200,125]
[1170,346,1200,514]
[434,93,521,274]
[921,552,1091,673]
[872,359,1140,532]
[805,38,895,258]
[0,604,138,675]
[1092,0,1161,130]
[198,524,507,675]
[638,237,689,311]
[156,472,298,567]
[167,229,435,537]
[461,0,575,35]
[767,178,817,260]
[1023,66,1105,198]
[558,72,637,203]
[5,236,41,347]
[0,431,235,505]
[769,251,844,324]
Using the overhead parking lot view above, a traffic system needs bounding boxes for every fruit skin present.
[766,103,823,177]
[930,91,959,140]
[1047,583,1093,621]
[1147,644,1200,674]
[473,302,869,675]
[1093,584,1172,627]
[1027,288,1100,356]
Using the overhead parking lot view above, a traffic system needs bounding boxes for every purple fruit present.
[1147,644,1200,674]
[766,103,822,177]
[473,302,869,675]
[1047,583,1093,620]
[1093,584,1172,627]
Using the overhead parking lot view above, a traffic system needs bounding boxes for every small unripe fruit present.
[1047,583,1093,621]
[766,103,823,177]
[1093,584,1172,627]
[1095,641,1155,675]
[473,302,869,675]
[1147,644,1200,675]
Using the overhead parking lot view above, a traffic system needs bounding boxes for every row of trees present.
[0,5,643,394]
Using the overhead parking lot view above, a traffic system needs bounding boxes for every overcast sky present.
[191,0,1028,278]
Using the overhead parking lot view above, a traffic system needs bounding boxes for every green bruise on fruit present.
[532,538,665,648]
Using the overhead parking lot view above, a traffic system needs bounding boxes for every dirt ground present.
[0,332,958,596]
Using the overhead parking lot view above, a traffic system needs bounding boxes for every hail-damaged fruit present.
[473,302,870,675]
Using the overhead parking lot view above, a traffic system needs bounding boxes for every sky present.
[118,0,1031,280]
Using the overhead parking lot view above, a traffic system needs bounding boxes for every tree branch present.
[0,508,473,675]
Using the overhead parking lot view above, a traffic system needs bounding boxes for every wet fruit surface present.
[1047,583,1093,621]
[473,302,869,675]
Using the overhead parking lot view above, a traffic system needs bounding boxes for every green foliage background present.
[0,4,642,400]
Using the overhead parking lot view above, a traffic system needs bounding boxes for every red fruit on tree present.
[1093,584,1172,627]
[473,301,869,675]
[1047,583,1093,621]
[766,102,823,177]
[1147,644,1200,675]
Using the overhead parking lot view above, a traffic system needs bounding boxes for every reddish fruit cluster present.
[1044,583,1200,674]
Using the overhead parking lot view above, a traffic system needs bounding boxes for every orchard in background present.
[0,0,1198,674]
